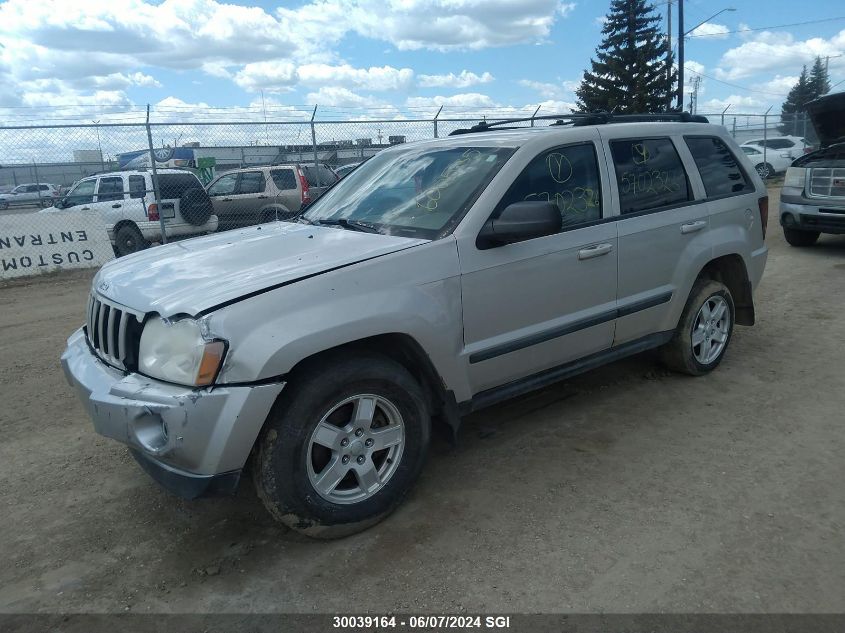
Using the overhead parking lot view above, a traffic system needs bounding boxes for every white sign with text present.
[0,211,114,279]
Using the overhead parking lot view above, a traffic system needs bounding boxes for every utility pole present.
[689,75,701,114]
[666,0,673,112]
[677,0,684,110]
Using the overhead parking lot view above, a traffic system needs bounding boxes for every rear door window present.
[96,176,125,202]
[270,169,296,190]
[497,143,602,230]
[685,136,753,198]
[128,175,146,199]
[237,171,265,194]
[610,138,691,214]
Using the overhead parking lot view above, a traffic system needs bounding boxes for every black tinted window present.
[610,138,691,214]
[237,171,265,194]
[768,139,793,149]
[271,169,296,190]
[97,177,124,202]
[498,143,602,229]
[303,165,337,186]
[155,173,201,199]
[129,175,146,198]
[686,137,753,197]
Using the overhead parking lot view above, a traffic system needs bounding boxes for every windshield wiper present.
[316,218,382,234]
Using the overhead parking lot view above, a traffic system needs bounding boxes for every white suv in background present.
[741,136,811,160]
[0,183,59,209]
[47,169,218,256]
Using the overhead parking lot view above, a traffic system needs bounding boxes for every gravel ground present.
[1,191,844,614]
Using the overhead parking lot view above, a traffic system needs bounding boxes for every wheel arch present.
[274,333,459,440]
[111,219,142,243]
[697,253,754,325]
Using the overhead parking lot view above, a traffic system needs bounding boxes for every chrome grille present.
[809,168,845,199]
[85,293,144,370]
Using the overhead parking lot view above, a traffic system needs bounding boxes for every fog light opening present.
[782,213,796,227]
[133,414,170,453]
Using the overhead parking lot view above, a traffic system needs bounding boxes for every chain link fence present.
[0,106,818,266]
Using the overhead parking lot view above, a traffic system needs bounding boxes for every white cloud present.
[699,95,767,114]
[298,64,415,91]
[688,22,729,40]
[519,79,570,100]
[406,93,498,109]
[305,86,391,109]
[418,70,494,88]
[715,30,844,80]
[233,61,299,92]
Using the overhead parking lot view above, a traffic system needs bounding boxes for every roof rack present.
[448,111,709,135]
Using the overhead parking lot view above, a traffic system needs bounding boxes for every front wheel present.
[252,353,430,538]
[661,279,735,376]
[755,163,775,179]
[783,227,819,247]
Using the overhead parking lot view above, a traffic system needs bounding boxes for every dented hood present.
[94,222,426,316]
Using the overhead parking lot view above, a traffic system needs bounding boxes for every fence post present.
[763,106,772,176]
[433,105,443,138]
[732,117,736,138]
[721,104,731,127]
[145,104,167,245]
[310,105,322,187]
[802,112,808,149]
[32,161,42,207]
[530,104,541,127]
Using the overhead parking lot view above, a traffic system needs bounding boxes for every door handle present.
[81,207,90,211]
[111,203,122,208]
[578,243,613,260]
[221,198,232,201]
[681,220,706,234]
[258,195,268,199]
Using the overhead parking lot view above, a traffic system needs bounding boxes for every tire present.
[40,198,54,209]
[783,227,819,247]
[0,201,8,210]
[252,353,430,538]
[178,188,213,226]
[114,224,149,257]
[755,163,775,179]
[661,279,735,376]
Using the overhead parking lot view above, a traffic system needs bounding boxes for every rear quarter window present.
[155,173,202,199]
[685,137,754,198]
[609,138,691,214]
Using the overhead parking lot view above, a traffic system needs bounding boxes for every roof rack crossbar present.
[448,111,709,135]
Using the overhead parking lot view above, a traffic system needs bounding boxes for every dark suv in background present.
[779,92,845,246]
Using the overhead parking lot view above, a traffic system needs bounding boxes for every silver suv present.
[62,115,769,537]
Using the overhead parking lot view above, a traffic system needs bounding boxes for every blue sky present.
[0,0,844,123]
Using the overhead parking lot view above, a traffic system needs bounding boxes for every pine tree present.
[808,56,831,99]
[576,0,674,113]
[779,65,813,136]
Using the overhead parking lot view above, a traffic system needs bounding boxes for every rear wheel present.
[114,224,149,257]
[661,279,734,376]
[783,227,819,247]
[755,163,775,179]
[252,353,430,538]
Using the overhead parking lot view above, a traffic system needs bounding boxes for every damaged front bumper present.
[61,327,285,498]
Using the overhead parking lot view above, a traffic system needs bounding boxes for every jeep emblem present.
[98,281,110,292]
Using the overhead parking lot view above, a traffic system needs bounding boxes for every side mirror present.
[477,201,562,249]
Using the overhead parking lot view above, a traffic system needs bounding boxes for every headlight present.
[784,167,806,189]
[138,317,226,386]
[779,152,792,158]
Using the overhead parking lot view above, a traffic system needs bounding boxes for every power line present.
[687,16,845,38]
[683,66,788,97]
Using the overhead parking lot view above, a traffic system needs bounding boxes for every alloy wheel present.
[691,295,731,365]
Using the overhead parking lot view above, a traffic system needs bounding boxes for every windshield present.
[301,145,515,240]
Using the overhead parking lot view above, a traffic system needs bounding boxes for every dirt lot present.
[1,192,844,614]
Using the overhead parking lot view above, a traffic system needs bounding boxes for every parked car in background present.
[779,91,845,247]
[740,145,793,179]
[0,183,59,209]
[63,114,768,537]
[741,136,812,160]
[46,169,218,256]
[206,164,339,230]
[334,162,361,179]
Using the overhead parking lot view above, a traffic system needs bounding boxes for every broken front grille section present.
[809,168,845,199]
[85,293,144,371]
